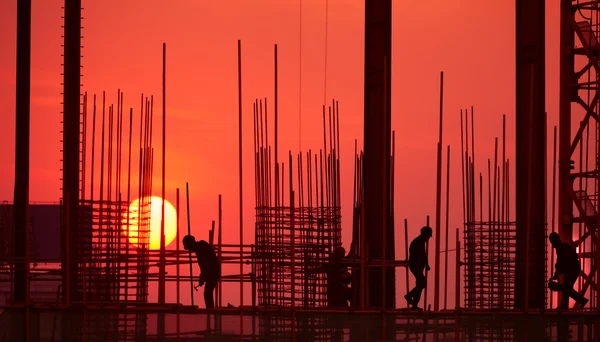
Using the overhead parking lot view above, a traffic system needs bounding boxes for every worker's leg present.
[563,272,587,305]
[342,284,351,306]
[406,269,419,299]
[412,271,426,305]
[204,280,217,309]
[407,265,425,305]
[559,275,577,309]
[327,286,344,308]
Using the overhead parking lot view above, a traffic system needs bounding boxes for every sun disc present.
[123,196,177,249]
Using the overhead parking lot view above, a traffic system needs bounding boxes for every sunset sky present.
[0,1,567,308]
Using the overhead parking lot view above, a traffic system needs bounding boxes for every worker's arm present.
[199,268,206,286]
[424,242,430,271]
[551,263,563,280]
[551,250,565,279]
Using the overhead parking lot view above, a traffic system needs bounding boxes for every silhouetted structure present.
[516,0,547,311]
[362,0,395,310]
[9,0,600,340]
[62,0,82,307]
[183,236,221,309]
[61,1,83,339]
[13,0,31,309]
[12,3,31,340]
[558,0,600,310]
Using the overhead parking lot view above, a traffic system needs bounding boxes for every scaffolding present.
[558,0,600,310]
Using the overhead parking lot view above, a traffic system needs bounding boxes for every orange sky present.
[0,1,566,308]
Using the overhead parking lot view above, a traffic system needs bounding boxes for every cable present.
[324,0,329,106]
[299,0,303,153]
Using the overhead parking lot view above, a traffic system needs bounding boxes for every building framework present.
[6,0,600,341]
[558,0,600,310]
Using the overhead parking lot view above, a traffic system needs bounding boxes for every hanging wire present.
[298,0,303,153]
[323,0,329,106]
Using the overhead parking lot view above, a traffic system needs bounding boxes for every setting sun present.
[123,196,178,250]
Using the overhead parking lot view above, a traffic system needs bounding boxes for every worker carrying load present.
[404,226,432,310]
[548,232,588,309]
[183,235,221,309]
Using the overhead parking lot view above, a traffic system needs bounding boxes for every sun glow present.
[123,196,177,250]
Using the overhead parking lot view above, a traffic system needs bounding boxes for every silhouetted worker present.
[404,226,432,309]
[549,232,588,309]
[325,247,352,308]
[183,235,221,309]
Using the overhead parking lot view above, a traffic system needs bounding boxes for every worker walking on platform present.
[404,226,432,309]
[548,232,588,309]
[183,235,221,309]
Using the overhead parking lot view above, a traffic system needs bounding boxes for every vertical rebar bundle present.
[254,99,342,309]
[75,92,155,341]
[462,111,519,310]
[253,98,343,341]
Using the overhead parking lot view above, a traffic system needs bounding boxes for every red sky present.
[0,1,566,308]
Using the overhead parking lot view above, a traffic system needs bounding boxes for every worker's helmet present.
[421,226,433,237]
[334,247,346,257]
[549,232,561,245]
[183,235,196,250]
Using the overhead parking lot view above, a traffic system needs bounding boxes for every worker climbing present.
[183,235,221,309]
[548,232,588,309]
[404,226,432,310]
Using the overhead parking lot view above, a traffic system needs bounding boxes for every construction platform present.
[0,305,599,341]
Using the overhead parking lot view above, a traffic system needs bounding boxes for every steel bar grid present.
[253,98,342,310]
[461,112,529,311]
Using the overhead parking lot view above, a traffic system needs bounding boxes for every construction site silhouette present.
[3,0,600,341]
